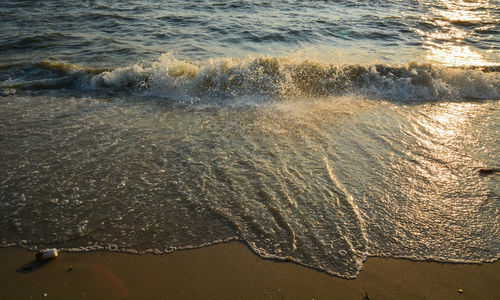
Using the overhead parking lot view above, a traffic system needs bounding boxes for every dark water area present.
[0,0,499,278]
[1,0,499,66]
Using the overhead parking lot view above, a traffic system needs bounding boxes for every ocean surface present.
[1,0,499,278]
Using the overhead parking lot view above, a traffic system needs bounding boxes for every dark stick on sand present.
[479,168,499,175]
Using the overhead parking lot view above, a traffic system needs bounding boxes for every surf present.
[2,53,499,102]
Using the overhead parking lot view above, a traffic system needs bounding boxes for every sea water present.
[0,0,499,278]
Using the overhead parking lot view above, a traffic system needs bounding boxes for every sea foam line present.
[2,53,499,102]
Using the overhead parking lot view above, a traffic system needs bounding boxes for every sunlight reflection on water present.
[417,0,498,66]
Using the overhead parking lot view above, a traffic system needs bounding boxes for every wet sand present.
[0,242,499,299]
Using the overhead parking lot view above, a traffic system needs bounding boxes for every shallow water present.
[0,0,499,278]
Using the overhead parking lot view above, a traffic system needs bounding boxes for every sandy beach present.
[0,241,499,299]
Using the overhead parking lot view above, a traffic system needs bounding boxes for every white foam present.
[84,54,500,102]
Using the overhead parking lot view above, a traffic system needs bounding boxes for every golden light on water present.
[410,102,479,188]
[439,0,487,23]
[418,0,497,67]
[423,102,475,142]
[427,43,492,67]
[412,103,471,154]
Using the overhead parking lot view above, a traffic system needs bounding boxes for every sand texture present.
[1,242,499,299]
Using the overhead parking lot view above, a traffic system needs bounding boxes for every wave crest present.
[3,53,500,101]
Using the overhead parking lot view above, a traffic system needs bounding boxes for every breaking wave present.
[2,53,499,101]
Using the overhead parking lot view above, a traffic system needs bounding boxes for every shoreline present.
[1,242,499,299]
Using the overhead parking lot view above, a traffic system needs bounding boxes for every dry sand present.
[0,241,499,299]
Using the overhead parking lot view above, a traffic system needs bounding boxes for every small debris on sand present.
[479,168,499,175]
